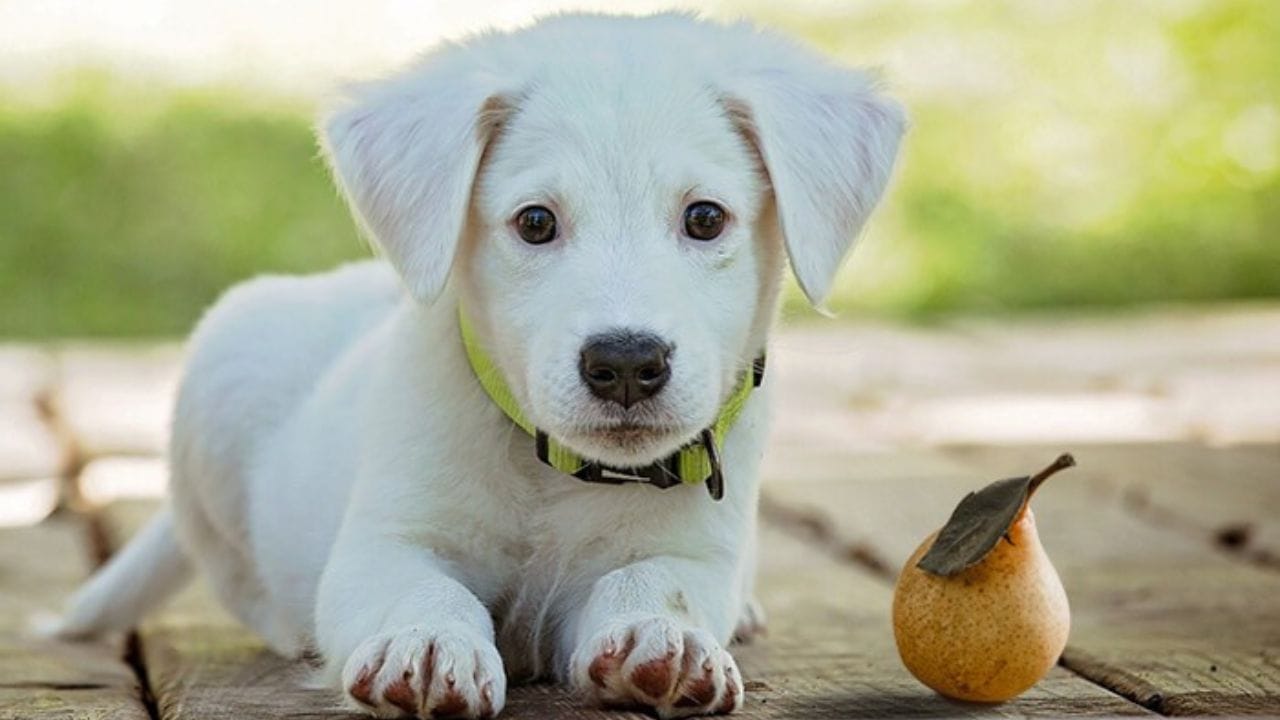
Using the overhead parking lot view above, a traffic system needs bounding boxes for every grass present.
[0,83,365,337]
[773,0,1280,318]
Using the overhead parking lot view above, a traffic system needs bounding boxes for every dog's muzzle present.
[460,308,764,501]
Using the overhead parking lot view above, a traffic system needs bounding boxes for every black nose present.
[579,332,673,408]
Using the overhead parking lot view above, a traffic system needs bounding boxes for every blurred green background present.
[1,0,1277,338]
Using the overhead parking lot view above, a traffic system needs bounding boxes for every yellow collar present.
[459,309,763,500]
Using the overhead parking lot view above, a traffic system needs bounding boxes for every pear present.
[892,454,1074,703]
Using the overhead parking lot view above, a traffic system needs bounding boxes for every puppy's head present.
[321,14,905,467]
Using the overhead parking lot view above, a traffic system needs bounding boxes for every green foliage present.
[772,0,1280,318]
[2,1,1278,336]
[0,82,364,337]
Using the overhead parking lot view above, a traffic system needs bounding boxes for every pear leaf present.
[917,454,1075,576]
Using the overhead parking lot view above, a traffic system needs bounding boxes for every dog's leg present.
[565,557,744,719]
[733,522,766,644]
[732,597,767,644]
[316,533,505,719]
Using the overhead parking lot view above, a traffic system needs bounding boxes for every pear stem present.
[1027,453,1076,497]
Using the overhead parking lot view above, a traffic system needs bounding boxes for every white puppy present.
[54,13,903,719]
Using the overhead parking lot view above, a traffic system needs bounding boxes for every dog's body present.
[173,258,772,677]
[55,13,903,719]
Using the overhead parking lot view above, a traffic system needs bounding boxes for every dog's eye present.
[515,206,557,245]
[683,202,727,241]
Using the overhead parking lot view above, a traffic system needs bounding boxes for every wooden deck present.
[2,305,1279,718]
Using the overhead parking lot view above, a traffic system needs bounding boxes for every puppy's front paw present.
[570,615,742,718]
[342,626,506,718]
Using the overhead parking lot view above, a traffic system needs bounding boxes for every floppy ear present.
[726,48,906,307]
[320,50,514,303]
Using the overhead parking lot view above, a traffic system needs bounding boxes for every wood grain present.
[995,443,1280,566]
[103,501,653,720]
[0,347,62,483]
[0,516,149,720]
[762,442,1280,715]
[732,526,1149,718]
[103,500,1147,718]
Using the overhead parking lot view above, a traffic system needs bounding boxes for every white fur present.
[55,13,903,719]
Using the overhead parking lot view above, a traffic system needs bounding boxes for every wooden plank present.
[52,344,183,458]
[735,526,1149,718]
[768,307,1280,455]
[102,501,358,719]
[104,501,651,719]
[763,443,1280,715]
[105,499,1145,718]
[0,347,54,403]
[0,515,149,720]
[0,402,65,483]
[0,688,151,720]
[951,444,1280,716]
[0,346,63,483]
[0,478,61,529]
[965,443,1280,565]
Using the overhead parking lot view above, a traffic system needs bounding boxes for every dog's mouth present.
[559,418,694,466]
[527,382,714,467]
[586,421,676,445]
